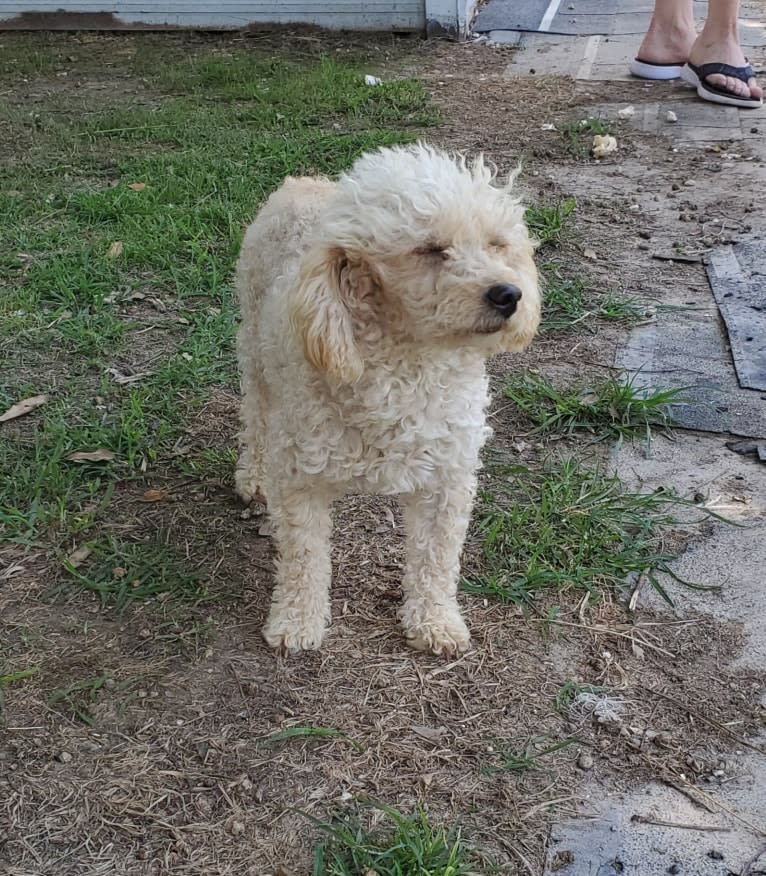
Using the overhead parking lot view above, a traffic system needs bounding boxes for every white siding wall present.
[0,0,426,31]
[425,0,476,37]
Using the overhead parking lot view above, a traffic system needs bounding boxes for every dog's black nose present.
[485,283,522,318]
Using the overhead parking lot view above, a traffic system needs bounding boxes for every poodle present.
[235,143,540,656]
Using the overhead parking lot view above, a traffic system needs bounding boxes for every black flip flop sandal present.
[681,61,763,108]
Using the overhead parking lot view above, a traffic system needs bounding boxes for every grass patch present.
[525,197,576,247]
[261,726,364,752]
[561,117,614,158]
[482,736,575,774]
[597,291,648,323]
[308,802,481,876]
[148,617,217,658]
[175,447,238,481]
[62,538,209,610]
[0,44,436,546]
[0,378,186,544]
[541,264,647,330]
[47,673,110,725]
[503,371,682,442]
[152,54,439,127]
[0,667,40,718]
[464,458,699,606]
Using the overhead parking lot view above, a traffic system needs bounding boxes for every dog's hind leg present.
[398,478,475,656]
[262,483,334,652]
[235,372,268,506]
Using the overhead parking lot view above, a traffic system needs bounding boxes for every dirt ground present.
[1,31,764,876]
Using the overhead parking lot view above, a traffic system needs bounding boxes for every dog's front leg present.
[262,485,333,653]
[398,479,474,656]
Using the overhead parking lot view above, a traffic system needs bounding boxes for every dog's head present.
[290,143,541,382]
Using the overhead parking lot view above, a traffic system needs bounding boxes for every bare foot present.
[689,35,763,101]
[636,18,696,64]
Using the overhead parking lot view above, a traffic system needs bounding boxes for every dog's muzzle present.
[485,283,522,319]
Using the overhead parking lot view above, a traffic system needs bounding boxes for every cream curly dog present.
[236,143,540,656]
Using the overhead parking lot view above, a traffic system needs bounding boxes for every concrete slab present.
[548,12,651,37]
[616,433,766,671]
[664,101,742,128]
[559,0,654,14]
[544,432,766,876]
[473,0,547,33]
[588,61,649,83]
[591,34,644,64]
[740,20,766,48]
[487,29,522,46]
[586,98,747,140]
[503,33,591,79]
[546,769,766,875]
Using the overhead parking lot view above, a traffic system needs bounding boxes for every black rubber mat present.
[706,243,766,392]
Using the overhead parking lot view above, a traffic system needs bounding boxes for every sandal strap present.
[692,62,754,83]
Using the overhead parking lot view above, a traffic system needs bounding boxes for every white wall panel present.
[0,0,426,31]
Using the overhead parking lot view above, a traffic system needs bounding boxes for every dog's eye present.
[414,244,448,259]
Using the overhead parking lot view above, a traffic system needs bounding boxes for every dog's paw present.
[234,468,266,506]
[402,612,471,657]
[262,612,328,654]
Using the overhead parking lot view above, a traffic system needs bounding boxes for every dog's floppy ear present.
[289,245,364,383]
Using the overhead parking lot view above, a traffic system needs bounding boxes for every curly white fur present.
[236,143,540,656]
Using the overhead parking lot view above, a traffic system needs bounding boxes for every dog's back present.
[236,177,336,323]
[235,176,336,504]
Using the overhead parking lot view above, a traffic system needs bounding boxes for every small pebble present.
[707,850,724,861]
[230,820,245,836]
[57,751,72,763]
[668,865,681,875]
[577,752,595,771]
[666,110,678,123]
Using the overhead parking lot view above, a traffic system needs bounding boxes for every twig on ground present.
[544,619,676,658]
[646,686,765,755]
[663,772,766,837]
[740,842,766,876]
[630,814,731,833]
